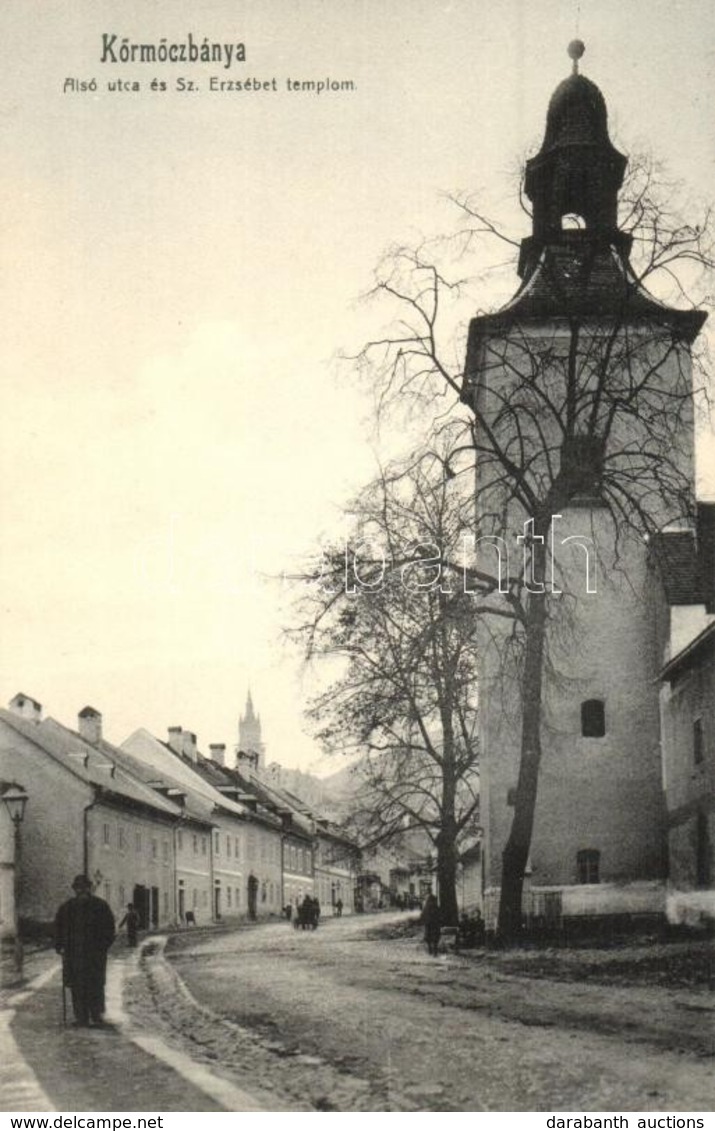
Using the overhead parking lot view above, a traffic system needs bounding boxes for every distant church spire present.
[244,688,257,723]
[238,688,265,768]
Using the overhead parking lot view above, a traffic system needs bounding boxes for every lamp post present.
[3,785,29,978]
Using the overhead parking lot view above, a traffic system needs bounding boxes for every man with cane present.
[55,875,115,1028]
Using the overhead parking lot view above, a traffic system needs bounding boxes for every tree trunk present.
[436,826,459,926]
[437,675,460,927]
[497,537,548,942]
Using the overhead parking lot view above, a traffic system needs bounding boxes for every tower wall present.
[473,330,694,928]
[478,510,668,926]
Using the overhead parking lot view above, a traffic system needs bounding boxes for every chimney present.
[237,749,258,776]
[78,706,102,745]
[182,731,198,762]
[167,726,183,755]
[9,693,42,723]
[209,743,226,767]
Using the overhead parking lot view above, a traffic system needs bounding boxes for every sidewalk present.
[1,941,267,1112]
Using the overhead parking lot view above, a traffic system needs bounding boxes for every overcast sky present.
[2,0,713,771]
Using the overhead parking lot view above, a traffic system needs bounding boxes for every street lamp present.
[3,785,29,979]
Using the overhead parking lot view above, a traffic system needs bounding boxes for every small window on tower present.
[581,699,606,738]
[561,213,586,230]
[696,812,710,888]
[693,718,703,765]
[561,436,605,502]
[577,849,600,884]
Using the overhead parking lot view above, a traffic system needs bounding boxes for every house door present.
[133,884,149,928]
[543,891,563,926]
[150,886,159,927]
[178,884,186,921]
[214,884,221,920]
[247,873,258,920]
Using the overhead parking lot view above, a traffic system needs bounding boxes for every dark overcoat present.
[55,894,116,991]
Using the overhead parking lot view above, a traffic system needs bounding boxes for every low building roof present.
[660,619,715,683]
[651,531,704,606]
[0,710,183,820]
[122,728,281,831]
[98,737,215,828]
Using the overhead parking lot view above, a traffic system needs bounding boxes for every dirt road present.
[123,914,715,1112]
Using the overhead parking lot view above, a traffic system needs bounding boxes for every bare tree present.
[291,444,480,925]
[339,135,713,939]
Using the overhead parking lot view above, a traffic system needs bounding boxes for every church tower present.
[462,44,706,931]
[238,689,265,770]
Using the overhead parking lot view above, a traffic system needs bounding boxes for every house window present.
[193,834,198,855]
[103,823,111,846]
[177,830,183,851]
[119,884,125,907]
[214,832,220,854]
[118,826,125,850]
[693,718,704,765]
[581,699,606,738]
[226,835,231,857]
[151,838,158,859]
[135,831,142,852]
[201,837,207,856]
[104,882,111,903]
[577,849,600,884]
[234,837,240,858]
[163,891,169,916]
[226,887,232,908]
[162,840,169,863]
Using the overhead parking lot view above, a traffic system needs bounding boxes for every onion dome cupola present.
[461,42,707,412]
[519,41,630,279]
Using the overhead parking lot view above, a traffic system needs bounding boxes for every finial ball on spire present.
[568,39,586,61]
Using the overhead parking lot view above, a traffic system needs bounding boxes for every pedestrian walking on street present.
[54,875,115,1027]
[335,897,343,918]
[118,902,140,947]
[421,893,441,956]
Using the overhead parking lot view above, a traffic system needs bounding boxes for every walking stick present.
[61,963,67,1028]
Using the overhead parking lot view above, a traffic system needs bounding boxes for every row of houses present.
[0,694,360,938]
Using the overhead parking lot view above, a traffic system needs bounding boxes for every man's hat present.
[72,874,92,890]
